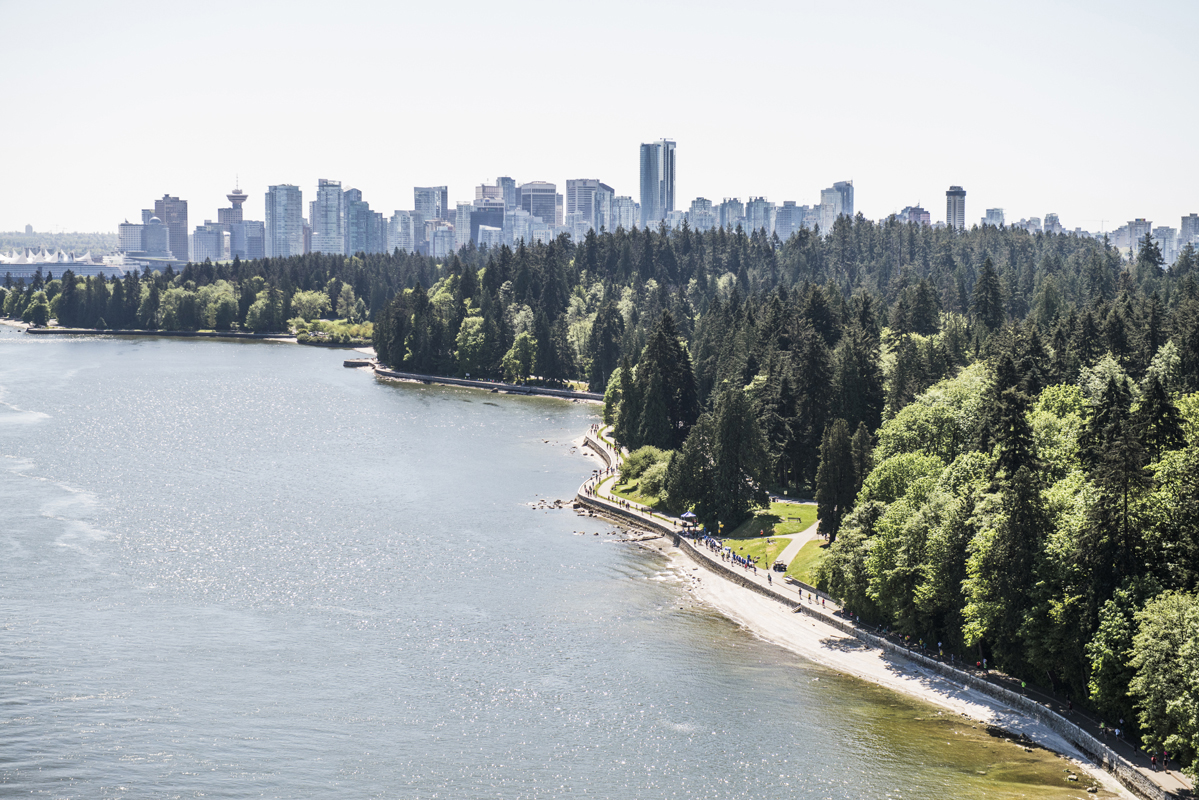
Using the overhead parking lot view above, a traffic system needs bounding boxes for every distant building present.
[414,186,448,222]
[611,196,637,231]
[191,221,226,262]
[311,179,345,255]
[231,220,265,260]
[496,177,517,211]
[118,219,143,253]
[477,225,503,250]
[142,217,173,259]
[1128,218,1153,253]
[218,186,248,226]
[265,184,304,258]
[519,181,557,225]
[745,197,775,235]
[1044,213,1063,235]
[154,195,188,261]
[566,179,602,231]
[470,199,504,246]
[24,224,32,235]
[1152,226,1178,265]
[719,197,744,230]
[945,186,966,230]
[983,208,1004,227]
[430,225,456,258]
[817,181,854,233]
[1181,213,1199,247]
[687,198,717,232]
[899,205,931,226]
[505,207,534,245]
[344,188,385,254]
[475,183,502,202]
[455,202,474,251]
[639,139,676,227]
[388,211,415,254]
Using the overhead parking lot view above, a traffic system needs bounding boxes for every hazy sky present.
[3,0,1196,234]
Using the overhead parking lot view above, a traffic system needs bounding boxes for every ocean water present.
[0,328,1106,798]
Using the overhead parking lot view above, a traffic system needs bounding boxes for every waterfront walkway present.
[576,426,1193,800]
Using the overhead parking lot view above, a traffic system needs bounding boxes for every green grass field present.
[785,539,829,586]
[609,479,662,509]
[725,536,790,570]
[728,501,818,539]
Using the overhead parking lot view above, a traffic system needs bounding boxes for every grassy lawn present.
[728,501,818,539]
[726,536,790,570]
[785,539,830,587]
[610,479,663,509]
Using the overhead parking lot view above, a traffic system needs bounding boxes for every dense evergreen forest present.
[5,216,1199,777]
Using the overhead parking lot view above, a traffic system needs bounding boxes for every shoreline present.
[575,430,1173,800]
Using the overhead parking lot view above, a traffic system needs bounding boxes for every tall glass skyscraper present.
[265,185,304,258]
[311,179,345,255]
[946,186,967,231]
[639,139,675,228]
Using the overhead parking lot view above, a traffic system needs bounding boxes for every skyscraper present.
[612,197,637,231]
[218,186,248,226]
[519,181,557,224]
[496,177,517,210]
[639,139,676,228]
[567,179,615,232]
[983,208,1004,227]
[945,186,967,230]
[153,195,188,261]
[1181,213,1199,247]
[388,211,415,254]
[455,202,474,252]
[414,187,448,222]
[265,184,303,258]
[818,181,853,233]
[745,198,775,235]
[687,198,717,232]
[311,179,345,255]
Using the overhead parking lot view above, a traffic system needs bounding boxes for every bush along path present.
[574,424,1192,800]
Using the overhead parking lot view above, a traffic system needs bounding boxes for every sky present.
[2,0,1196,235]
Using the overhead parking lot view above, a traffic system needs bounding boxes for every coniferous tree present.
[815,419,855,542]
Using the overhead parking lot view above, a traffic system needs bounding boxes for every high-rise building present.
[1152,226,1178,265]
[24,224,32,235]
[470,199,504,246]
[118,220,143,253]
[745,197,775,235]
[475,183,503,202]
[834,181,854,219]
[153,195,188,261]
[899,206,931,226]
[1128,218,1153,253]
[231,220,265,260]
[687,198,717,232]
[1180,214,1199,247]
[414,187,448,222]
[719,197,744,230]
[218,186,248,226]
[983,208,1004,227]
[265,184,304,258]
[1045,213,1063,235]
[191,221,226,263]
[518,181,557,224]
[566,179,601,229]
[639,139,676,227]
[594,183,614,231]
[477,226,503,250]
[496,177,517,210]
[142,217,173,259]
[311,179,345,255]
[945,186,967,230]
[388,211,415,254]
[611,197,637,231]
[344,188,384,254]
[817,181,853,234]
[430,225,456,258]
[455,202,474,251]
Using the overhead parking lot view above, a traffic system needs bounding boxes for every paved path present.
[577,425,1193,799]
[774,519,821,566]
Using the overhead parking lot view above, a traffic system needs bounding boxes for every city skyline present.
[2,1,1195,235]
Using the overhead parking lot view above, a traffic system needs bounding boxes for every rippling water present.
[0,328,1106,798]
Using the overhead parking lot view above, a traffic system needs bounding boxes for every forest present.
[5,215,1199,777]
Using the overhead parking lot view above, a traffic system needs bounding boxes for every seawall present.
[375,366,603,402]
[574,431,1176,800]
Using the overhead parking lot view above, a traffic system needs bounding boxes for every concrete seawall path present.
[575,426,1191,800]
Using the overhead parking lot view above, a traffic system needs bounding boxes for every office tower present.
[594,183,614,231]
[504,208,534,246]
[773,201,798,239]
[475,183,503,202]
[265,184,304,258]
[430,225,456,258]
[455,203,474,251]
[719,198,744,229]
[611,197,637,231]
[153,195,188,261]
[945,186,967,230]
[687,198,716,232]
[1045,213,1063,235]
[118,220,143,253]
[1152,227,1178,265]
[344,188,385,255]
[1128,218,1152,252]
[745,197,775,235]
[470,199,504,245]
[899,205,931,226]
[639,139,676,227]
[231,220,265,260]
[566,179,602,228]
[477,226,503,249]
[833,181,854,218]
[24,224,32,235]
[191,221,226,262]
[496,177,517,210]
[142,217,173,259]
[388,211,415,254]
[1181,214,1199,246]
[310,179,345,255]
[518,181,557,223]
[218,185,248,226]
[414,186,448,221]
[984,208,1004,227]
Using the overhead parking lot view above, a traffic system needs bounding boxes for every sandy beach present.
[629,534,1138,799]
